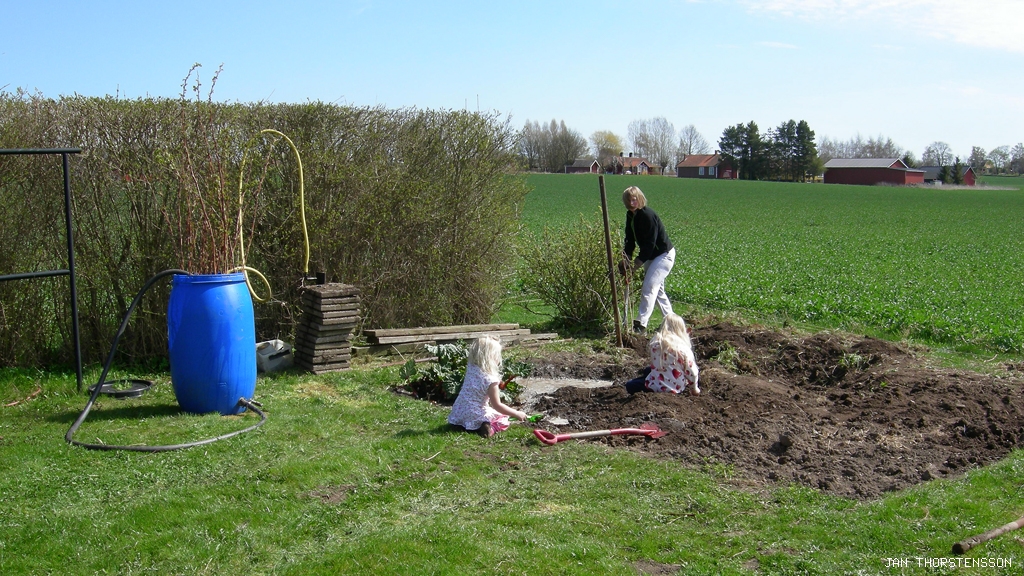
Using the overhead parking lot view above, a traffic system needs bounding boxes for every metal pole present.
[0,148,83,391]
[62,152,84,392]
[0,270,70,282]
[599,176,623,347]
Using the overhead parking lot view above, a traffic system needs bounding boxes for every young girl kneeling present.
[625,313,700,396]
[448,336,529,437]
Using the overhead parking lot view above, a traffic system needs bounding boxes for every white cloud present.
[741,0,1024,53]
[760,40,799,49]
[955,85,984,97]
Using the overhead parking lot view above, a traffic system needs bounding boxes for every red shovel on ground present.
[533,423,665,446]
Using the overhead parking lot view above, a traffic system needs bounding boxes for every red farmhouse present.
[565,158,600,174]
[920,165,977,186]
[675,153,737,179]
[611,153,653,175]
[824,158,925,186]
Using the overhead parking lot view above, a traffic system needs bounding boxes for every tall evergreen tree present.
[773,120,797,181]
[742,121,767,180]
[952,157,964,185]
[938,165,951,184]
[718,124,746,178]
[794,120,817,182]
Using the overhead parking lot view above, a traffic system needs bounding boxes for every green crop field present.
[522,174,1024,354]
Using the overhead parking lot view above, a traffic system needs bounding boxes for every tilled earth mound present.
[526,322,1024,500]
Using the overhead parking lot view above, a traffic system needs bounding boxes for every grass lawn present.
[3,359,1023,575]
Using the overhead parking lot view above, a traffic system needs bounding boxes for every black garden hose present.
[65,269,267,452]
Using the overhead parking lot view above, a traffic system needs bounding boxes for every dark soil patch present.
[525,322,1024,500]
[305,484,356,504]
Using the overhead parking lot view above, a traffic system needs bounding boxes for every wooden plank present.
[373,328,530,345]
[515,333,560,341]
[351,342,435,356]
[363,323,519,339]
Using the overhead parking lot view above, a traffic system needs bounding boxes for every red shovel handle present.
[533,425,664,446]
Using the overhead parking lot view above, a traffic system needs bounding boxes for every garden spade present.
[533,423,665,446]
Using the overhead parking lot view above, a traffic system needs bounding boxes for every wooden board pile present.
[355,323,558,356]
[294,283,360,374]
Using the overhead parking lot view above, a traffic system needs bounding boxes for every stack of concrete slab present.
[294,283,360,374]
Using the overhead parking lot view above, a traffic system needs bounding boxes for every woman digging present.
[620,185,676,334]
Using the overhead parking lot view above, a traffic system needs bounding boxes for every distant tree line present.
[519,117,712,174]
[818,134,912,165]
[966,143,1024,175]
[913,141,1024,176]
[517,116,1024,178]
[519,120,589,173]
[520,116,823,181]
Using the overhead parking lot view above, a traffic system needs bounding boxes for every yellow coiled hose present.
[231,128,310,302]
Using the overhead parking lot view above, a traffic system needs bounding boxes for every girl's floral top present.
[645,338,700,394]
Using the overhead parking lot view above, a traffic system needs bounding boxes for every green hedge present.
[0,90,528,367]
[518,213,639,331]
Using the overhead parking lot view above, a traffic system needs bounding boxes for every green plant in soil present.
[399,342,532,403]
[713,343,741,371]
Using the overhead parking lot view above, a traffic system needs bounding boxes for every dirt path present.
[522,322,1024,500]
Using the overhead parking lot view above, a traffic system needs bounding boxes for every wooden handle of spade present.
[953,514,1024,554]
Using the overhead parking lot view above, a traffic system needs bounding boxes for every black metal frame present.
[0,148,84,391]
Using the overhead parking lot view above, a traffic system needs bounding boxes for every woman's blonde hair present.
[651,313,692,354]
[622,186,647,210]
[468,335,503,379]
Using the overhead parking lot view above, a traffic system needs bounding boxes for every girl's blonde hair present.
[651,313,692,355]
[622,186,647,210]
[468,335,503,379]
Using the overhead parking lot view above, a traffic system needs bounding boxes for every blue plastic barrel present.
[167,273,256,415]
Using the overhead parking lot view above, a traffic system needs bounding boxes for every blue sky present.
[3,0,1022,160]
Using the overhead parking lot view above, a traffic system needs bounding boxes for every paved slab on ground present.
[517,376,612,419]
